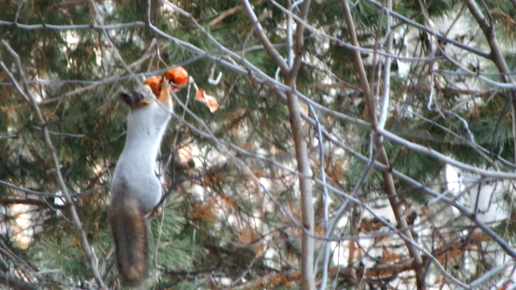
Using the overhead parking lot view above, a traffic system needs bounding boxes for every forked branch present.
[340,1,426,289]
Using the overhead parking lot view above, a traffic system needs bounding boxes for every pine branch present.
[0,272,38,290]
[0,40,108,290]
[0,180,55,197]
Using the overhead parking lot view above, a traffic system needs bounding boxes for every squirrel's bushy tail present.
[110,195,148,288]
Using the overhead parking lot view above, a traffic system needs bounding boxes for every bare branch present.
[378,0,394,129]
[288,0,311,79]
[0,198,67,209]
[465,0,516,163]
[465,0,513,82]
[0,20,145,31]
[362,0,490,59]
[208,5,243,27]
[311,121,516,259]
[340,1,426,289]
[240,0,314,287]
[379,129,516,179]
[149,18,516,180]
[240,0,289,75]
[269,0,445,63]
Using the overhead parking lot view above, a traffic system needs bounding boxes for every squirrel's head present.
[118,66,189,109]
[118,88,154,109]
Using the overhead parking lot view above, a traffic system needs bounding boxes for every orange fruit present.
[162,66,189,91]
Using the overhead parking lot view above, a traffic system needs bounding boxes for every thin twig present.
[240,0,289,75]
[208,5,242,27]
[378,0,393,129]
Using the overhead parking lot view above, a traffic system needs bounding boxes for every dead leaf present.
[195,88,219,113]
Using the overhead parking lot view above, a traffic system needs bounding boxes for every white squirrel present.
[110,67,188,287]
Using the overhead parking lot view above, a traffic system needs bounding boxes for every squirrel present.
[110,67,188,288]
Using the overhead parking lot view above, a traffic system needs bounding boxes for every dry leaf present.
[195,88,219,112]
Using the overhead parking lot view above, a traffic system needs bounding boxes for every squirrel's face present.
[118,89,152,109]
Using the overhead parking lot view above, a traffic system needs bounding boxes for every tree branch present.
[240,0,289,75]
[0,198,67,209]
[149,18,516,180]
[378,0,393,129]
[0,20,145,31]
[269,0,445,63]
[0,272,38,290]
[362,0,490,59]
[465,0,513,81]
[309,121,516,260]
[208,5,243,27]
[240,1,314,288]
[340,1,426,289]
[288,0,311,79]
[464,0,516,161]
[0,39,108,290]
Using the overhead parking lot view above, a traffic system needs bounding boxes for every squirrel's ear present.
[118,92,134,107]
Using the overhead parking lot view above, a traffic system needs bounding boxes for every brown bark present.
[340,1,426,289]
